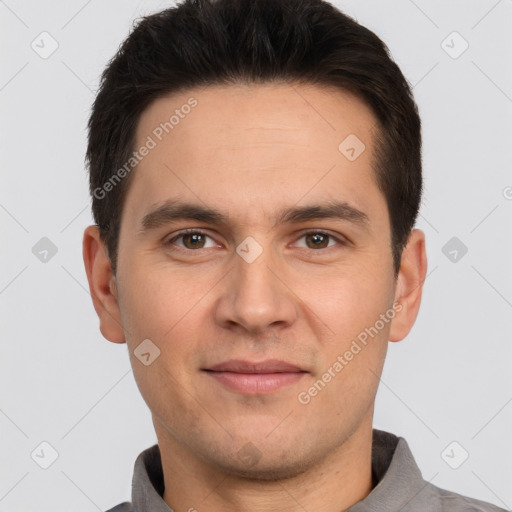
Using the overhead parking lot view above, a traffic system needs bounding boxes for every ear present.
[83,225,125,343]
[389,228,427,342]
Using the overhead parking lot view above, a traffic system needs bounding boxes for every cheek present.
[295,279,390,427]
[119,271,202,427]
[297,263,393,405]
[130,351,209,447]
[301,264,394,341]
[118,260,210,372]
[118,260,203,340]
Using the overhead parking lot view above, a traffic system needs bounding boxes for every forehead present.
[136,82,377,156]
[124,82,386,229]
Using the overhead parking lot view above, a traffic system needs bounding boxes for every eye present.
[164,229,347,253]
[294,230,346,250]
[166,229,219,250]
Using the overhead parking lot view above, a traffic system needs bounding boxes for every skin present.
[83,82,427,512]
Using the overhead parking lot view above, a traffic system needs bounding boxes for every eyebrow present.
[139,199,370,233]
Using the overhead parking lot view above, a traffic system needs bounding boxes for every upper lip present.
[204,359,306,373]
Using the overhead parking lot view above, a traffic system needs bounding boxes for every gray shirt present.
[106,429,507,511]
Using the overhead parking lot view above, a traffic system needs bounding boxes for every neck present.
[156,416,375,512]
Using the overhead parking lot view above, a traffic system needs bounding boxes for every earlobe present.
[82,225,126,344]
[389,229,427,342]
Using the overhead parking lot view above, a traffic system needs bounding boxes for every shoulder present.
[429,483,508,512]
[104,502,133,512]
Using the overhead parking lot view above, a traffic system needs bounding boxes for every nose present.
[214,244,298,334]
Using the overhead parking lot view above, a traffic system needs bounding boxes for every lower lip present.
[204,371,306,394]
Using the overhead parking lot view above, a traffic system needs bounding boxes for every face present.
[85,82,424,480]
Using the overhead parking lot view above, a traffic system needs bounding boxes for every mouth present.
[202,359,307,395]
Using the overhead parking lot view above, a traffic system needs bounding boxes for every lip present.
[206,359,305,373]
[203,359,307,395]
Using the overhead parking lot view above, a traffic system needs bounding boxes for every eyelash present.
[165,228,348,253]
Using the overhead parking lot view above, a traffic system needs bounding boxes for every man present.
[82,0,506,510]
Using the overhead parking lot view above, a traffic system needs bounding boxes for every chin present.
[220,456,313,482]
[203,437,321,482]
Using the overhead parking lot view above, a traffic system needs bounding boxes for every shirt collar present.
[130,429,437,511]
[346,429,440,511]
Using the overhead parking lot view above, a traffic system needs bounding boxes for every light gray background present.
[1,0,511,510]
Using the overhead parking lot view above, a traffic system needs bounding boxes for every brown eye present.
[295,231,344,250]
[304,232,330,249]
[167,230,217,250]
[182,232,207,249]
